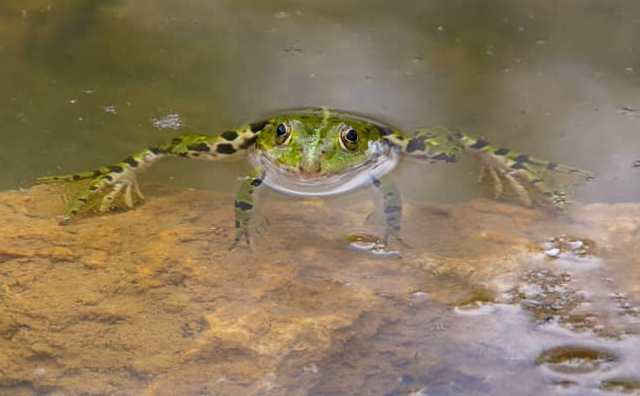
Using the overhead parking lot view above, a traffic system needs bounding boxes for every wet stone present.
[2,185,640,394]
[600,378,640,394]
[452,287,497,312]
[346,233,401,258]
[536,345,618,375]
[506,270,583,322]
[539,235,597,259]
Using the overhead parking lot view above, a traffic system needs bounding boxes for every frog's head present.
[250,109,398,196]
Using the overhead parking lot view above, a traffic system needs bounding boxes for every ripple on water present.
[536,345,619,375]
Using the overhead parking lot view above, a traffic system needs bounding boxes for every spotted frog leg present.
[229,172,266,250]
[36,122,270,246]
[385,127,593,210]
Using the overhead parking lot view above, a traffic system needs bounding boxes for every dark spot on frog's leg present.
[406,137,426,153]
[469,138,490,150]
[239,136,258,150]
[187,142,211,152]
[149,147,166,155]
[384,205,402,214]
[108,165,124,173]
[250,178,263,187]
[104,175,113,181]
[509,154,531,170]
[216,144,236,155]
[376,125,393,136]
[123,156,139,167]
[494,148,510,156]
[432,152,456,162]
[221,130,239,141]
[250,120,269,133]
[235,200,253,211]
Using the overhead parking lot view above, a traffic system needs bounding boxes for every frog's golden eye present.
[339,127,359,151]
[275,123,292,145]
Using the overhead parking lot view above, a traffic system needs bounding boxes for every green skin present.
[37,108,593,250]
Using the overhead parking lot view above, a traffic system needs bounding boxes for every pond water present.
[1,1,640,395]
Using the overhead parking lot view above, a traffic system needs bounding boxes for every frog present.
[36,107,593,251]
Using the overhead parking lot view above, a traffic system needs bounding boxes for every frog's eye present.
[275,123,292,145]
[339,127,359,151]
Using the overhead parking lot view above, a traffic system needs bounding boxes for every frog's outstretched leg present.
[36,121,270,222]
[384,127,593,210]
[229,173,264,250]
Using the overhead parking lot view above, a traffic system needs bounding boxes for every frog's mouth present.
[249,142,399,197]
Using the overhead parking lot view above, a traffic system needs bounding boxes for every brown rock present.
[1,185,639,395]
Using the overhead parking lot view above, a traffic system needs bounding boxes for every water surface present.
[1,1,640,395]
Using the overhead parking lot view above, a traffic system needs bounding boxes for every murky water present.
[2,1,640,395]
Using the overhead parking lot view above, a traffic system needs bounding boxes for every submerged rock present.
[0,185,639,395]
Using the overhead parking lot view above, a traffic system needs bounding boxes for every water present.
[2,1,640,395]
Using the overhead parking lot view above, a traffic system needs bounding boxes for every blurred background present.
[1,0,639,203]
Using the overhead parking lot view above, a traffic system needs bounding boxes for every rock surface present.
[0,185,639,395]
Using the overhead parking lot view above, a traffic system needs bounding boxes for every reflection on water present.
[2,1,640,395]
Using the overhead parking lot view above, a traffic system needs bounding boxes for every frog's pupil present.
[276,124,287,136]
[346,129,358,142]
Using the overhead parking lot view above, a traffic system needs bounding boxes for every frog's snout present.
[299,160,322,175]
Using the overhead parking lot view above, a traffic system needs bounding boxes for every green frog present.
[37,108,592,251]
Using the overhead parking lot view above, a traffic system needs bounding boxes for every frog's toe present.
[123,182,137,208]
[132,179,145,200]
[99,181,127,213]
[503,171,533,207]
[486,166,505,200]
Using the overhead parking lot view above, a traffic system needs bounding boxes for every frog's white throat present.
[249,142,398,197]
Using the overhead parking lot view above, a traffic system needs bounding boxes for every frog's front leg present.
[388,127,593,210]
[37,122,268,222]
[230,172,264,250]
[371,176,407,247]
[347,176,406,257]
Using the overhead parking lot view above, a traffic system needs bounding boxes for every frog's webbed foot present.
[37,167,145,223]
[474,150,593,210]
[97,175,145,213]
